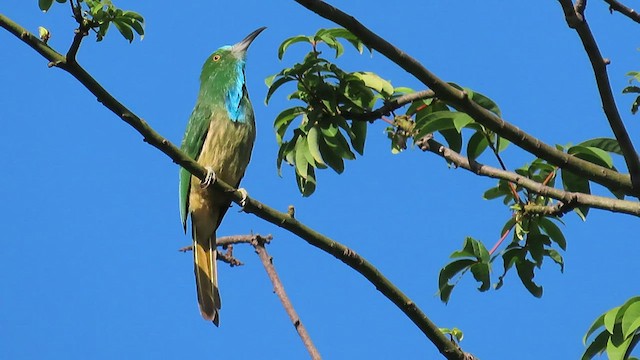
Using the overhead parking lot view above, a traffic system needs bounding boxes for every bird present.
[179,27,265,326]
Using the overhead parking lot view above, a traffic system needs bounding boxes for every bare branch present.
[422,138,640,217]
[558,0,640,195]
[604,0,640,24]
[252,236,321,360]
[293,0,633,197]
[0,13,457,357]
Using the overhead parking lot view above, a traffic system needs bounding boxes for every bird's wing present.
[179,103,213,232]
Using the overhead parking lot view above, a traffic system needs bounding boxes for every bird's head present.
[199,27,265,121]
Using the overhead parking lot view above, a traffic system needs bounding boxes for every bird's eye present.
[212,54,221,62]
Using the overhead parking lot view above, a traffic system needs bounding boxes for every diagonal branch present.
[421,138,640,217]
[603,0,640,24]
[344,89,435,121]
[252,235,321,360]
[558,0,640,195]
[0,13,467,360]
[292,0,635,196]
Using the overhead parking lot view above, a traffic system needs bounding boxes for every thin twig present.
[0,14,457,357]
[423,138,640,216]
[603,0,640,24]
[344,89,435,121]
[66,0,87,63]
[252,236,321,360]
[558,0,640,195]
[293,0,634,197]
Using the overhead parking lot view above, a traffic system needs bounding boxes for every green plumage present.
[179,27,265,325]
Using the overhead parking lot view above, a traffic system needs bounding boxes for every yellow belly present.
[188,115,256,232]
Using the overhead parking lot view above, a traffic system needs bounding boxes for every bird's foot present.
[237,188,249,211]
[200,167,217,189]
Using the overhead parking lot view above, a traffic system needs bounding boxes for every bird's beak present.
[232,27,266,55]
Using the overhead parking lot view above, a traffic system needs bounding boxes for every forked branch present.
[0,13,467,360]
[558,0,640,195]
[293,0,634,196]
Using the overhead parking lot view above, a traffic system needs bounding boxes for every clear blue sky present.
[1,1,639,359]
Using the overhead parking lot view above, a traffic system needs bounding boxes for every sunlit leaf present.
[278,35,312,60]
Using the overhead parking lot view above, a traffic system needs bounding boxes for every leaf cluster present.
[583,297,640,360]
[39,0,144,42]
[439,136,623,302]
[266,28,382,196]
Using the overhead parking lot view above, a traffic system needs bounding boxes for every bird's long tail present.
[193,228,221,326]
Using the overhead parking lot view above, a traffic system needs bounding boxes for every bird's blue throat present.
[225,58,247,123]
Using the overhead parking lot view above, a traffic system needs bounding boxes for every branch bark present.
[344,89,435,121]
[292,0,635,196]
[0,13,465,360]
[422,138,640,216]
[603,0,640,23]
[252,235,321,360]
[558,0,640,195]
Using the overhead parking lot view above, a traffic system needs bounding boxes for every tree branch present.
[557,0,640,195]
[292,0,635,196]
[421,138,640,217]
[0,13,466,360]
[603,0,640,24]
[252,235,321,360]
[344,89,435,121]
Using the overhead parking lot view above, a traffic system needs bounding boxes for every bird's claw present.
[200,167,217,189]
[237,188,249,211]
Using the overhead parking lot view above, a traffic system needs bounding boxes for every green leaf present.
[39,0,54,12]
[318,135,345,174]
[439,327,465,342]
[276,140,295,176]
[527,233,546,266]
[322,126,355,160]
[515,259,543,297]
[578,138,622,156]
[604,306,622,334]
[561,169,590,219]
[266,75,296,104]
[496,136,510,153]
[278,35,312,60]
[569,145,614,169]
[537,217,566,250]
[438,259,475,303]
[350,120,367,155]
[274,107,305,144]
[295,165,316,197]
[484,186,506,200]
[294,135,309,180]
[623,86,640,94]
[584,313,606,344]
[606,328,634,360]
[582,331,609,360]
[470,90,502,117]
[622,299,640,338]
[415,111,473,139]
[316,33,345,58]
[440,128,463,154]
[113,19,134,42]
[306,126,326,166]
[121,10,144,22]
[467,131,489,160]
[318,28,369,54]
[470,262,491,291]
[544,249,564,272]
[348,72,394,97]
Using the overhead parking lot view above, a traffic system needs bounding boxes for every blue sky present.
[1,1,639,359]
